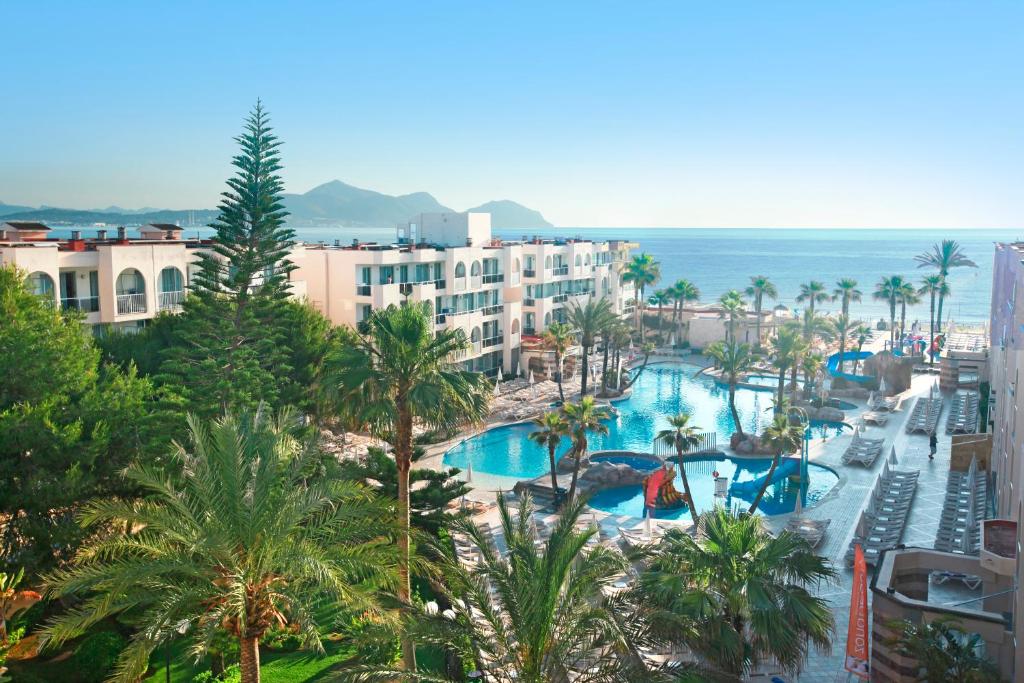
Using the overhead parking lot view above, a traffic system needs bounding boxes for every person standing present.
[929,431,938,460]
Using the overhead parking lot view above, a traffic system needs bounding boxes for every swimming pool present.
[590,453,662,471]
[444,361,847,489]
[587,455,839,517]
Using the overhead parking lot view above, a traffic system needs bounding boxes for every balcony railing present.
[482,304,504,316]
[61,295,99,313]
[356,284,372,296]
[116,293,147,315]
[523,298,536,307]
[435,314,448,325]
[523,327,536,336]
[552,265,569,276]
[552,294,568,303]
[482,273,504,284]
[470,275,482,289]
[482,336,503,348]
[523,269,537,278]
[158,290,185,310]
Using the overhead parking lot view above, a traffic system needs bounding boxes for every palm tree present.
[745,275,777,350]
[800,309,836,345]
[832,313,861,373]
[566,298,615,396]
[851,325,873,375]
[562,397,612,505]
[356,494,649,682]
[542,321,575,403]
[599,318,627,396]
[801,352,825,399]
[915,240,978,334]
[796,280,829,317]
[325,302,490,670]
[718,290,746,345]
[748,413,805,514]
[896,280,921,347]
[770,326,807,408]
[706,340,754,439]
[621,253,661,338]
[669,278,701,345]
[650,289,671,321]
[832,278,862,317]
[605,321,633,393]
[655,413,704,527]
[633,507,835,677]
[919,275,949,365]
[528,411,569,506]
[42,410,397,683]
[873,275,904,345]
[888,617,1004,683]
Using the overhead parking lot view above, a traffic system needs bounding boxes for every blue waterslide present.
[826,351,874,383]
[729,458,800,495]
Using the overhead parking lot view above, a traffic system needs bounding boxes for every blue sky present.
[2,1,1021,227]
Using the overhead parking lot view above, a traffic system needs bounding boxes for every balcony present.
[552,294,568,304]
[482,336,503,348]
[482,273,504,285]
[552,265,569,276]
[61,296,99,313]
[116,293,147,315]
[356,284,372,296]
[523,298,536,307]
[523,327,536,336]
[435,313,448,325]
[482,304,504,316]
[524,269,537,278]
[470,275,482,289]
[158,290,186,311]
[453,276,467,292]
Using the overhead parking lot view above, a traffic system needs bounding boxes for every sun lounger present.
[931,571,982,590]
[862,411,889,426]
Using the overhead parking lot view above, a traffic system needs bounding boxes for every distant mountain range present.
[0,181,553,229]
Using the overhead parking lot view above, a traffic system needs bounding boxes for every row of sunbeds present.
[905,396,944,434]
[934,456,987,554]
[845,460,920,566]
[945,391,980,435]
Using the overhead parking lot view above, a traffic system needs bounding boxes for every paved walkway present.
[761,372,965,682]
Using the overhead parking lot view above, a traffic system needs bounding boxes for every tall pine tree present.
[162,103,298,416]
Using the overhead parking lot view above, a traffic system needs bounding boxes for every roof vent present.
[117,226,127,241]
[71,230,82,240]
[97,229,107,240]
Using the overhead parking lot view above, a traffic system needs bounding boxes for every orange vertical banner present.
[643,469,666,510]
[844,543,870,679]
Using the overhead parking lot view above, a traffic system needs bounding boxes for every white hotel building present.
[1,214,637,376]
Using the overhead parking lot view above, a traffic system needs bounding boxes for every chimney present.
[117,226,127,240]
[0,230,6,241]
[71,230,81,240]
[97,229,107,240]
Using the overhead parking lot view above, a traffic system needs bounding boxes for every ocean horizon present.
[48,225,1015,326]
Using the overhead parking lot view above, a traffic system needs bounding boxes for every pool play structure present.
[444,362,845,509]
[826,350,875,383]
[586,455,839,518]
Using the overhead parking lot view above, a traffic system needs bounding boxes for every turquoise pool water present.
[444,362,848,489]
[588,455,839,517]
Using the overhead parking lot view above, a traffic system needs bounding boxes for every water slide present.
[729,458,800,495]
[826,351,874,383]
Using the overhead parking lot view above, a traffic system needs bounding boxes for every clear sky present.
[2,1,1021,228]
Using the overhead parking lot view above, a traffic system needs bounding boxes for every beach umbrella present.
[855,512,867,539]
[493,377,501,397]
[867,391,875,408]
[644,514,652,539]
[889,445,898,465]
[528,369,534,385]
[466,460,473,483]
[793,494,803,516]
[879,376,887,395]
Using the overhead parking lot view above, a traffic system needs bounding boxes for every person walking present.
[929,431,938,460]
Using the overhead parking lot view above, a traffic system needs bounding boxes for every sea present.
[50,226,1019,327]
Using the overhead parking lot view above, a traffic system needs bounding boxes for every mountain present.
[281,180,453,226]
[1,181,553,228]
[466,200,552,229]
[0,201,35,217]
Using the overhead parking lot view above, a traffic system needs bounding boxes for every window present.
[575,254,582,267]
[27,271,54,298]
[116,268,145,295]
[159,266,184,293]
[471,261,482,276]
[545,256,552,269]
[455,262,466,277]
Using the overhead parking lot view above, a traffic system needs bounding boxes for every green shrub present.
[72,630,127,683]
[194,664,241,683]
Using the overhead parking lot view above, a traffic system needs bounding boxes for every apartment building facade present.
[3,214,637,378]
[297,213,637,376]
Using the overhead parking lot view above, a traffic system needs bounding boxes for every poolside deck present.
[420,350,974,681]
